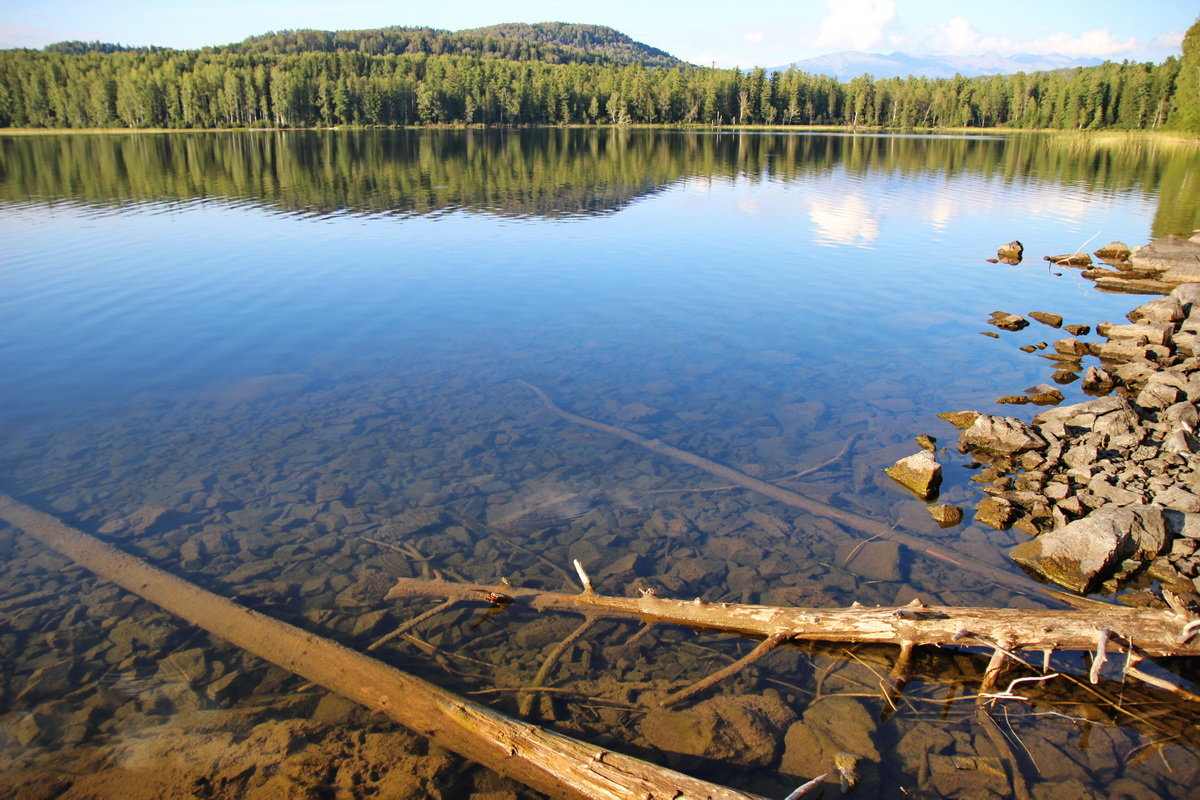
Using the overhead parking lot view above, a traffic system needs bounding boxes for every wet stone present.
[926,504,963,528]
[976,497,1017,530]
[988,312,1029,331]
[884,451,942,500]
[1029,311,1064,328]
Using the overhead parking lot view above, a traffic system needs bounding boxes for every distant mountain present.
[224,23,687,68]
[773,51,1103,81]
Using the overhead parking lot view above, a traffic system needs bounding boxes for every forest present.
[0,18,1196,131]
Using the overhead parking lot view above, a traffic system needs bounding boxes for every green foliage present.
[219,23,685,68]
[1169,16,1200,131]
[0,40,1185,131]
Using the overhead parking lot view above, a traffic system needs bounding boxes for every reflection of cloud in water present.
[808,195,880,246]
[737,197,758,216]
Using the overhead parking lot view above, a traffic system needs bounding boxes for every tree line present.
[0,19,1195,132]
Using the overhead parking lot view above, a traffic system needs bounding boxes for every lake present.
[1,129,1198,798]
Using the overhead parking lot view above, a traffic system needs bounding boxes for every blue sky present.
[0,0,1192,67]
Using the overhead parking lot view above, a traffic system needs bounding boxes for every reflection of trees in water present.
[1,130,1197,232]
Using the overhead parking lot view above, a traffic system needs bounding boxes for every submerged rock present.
[884,451,942,500]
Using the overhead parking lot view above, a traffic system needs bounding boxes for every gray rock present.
[884,451,942,499]
[1009,505,1169,593]
[960,415,1046,456]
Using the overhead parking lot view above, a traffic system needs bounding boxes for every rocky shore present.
[936,282,1200,598]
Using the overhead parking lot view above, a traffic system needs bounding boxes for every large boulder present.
[1009,505,1169,593]
[959,415,1045,456]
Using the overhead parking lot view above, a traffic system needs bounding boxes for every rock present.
[1080,366,1115,395]
[1172,282,1200,314]
[976,497,1017,530]
[1051,368,1079,384]
[641,693,796,769]
[915,434,937,451]
[884,451,942,499]
[927,504,963,528]
[959,415,1046,456]
[997,395,1031,405]
[1099,322,1174,346]
[997,241,1024,258]
[988,311,1029,331]
[937,410,980,429]
[1094,241,1132,261]
[1063,323,1091,336]
[1127,295,1185,325]
[780,696,879,782]
[1052,337,1089,356]
[1028,311,1063,328]
[837,540,903,581]
[1044,253,1093,267]
[1130,237,1200,283]
[1025,384,1063,405]
[1163,401,1199,428]
[1009,505,1169,593]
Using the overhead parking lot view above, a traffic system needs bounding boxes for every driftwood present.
[384,565,1200,703]
[518,381,1046,598]
[0,493,773,800]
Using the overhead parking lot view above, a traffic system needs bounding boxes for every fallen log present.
[385,569,1200,658]
[0,493,772,800]
[518,381,1046,598]
[384,565,1200,702]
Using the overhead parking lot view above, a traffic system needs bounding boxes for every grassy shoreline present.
[1,123,1196,144]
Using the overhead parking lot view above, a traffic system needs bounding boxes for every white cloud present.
[919,17,1139,58]
[808,195,880,247]
[742,31,766,44]
[814,0,898,52]
[1154,31,1185,50]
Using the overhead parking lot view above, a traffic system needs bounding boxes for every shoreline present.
[1,124,1196,143]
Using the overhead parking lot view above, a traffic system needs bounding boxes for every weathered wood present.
[384,573,1200,659]
[0,493,770,800]
[519,381,1046,597]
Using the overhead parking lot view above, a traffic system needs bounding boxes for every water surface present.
[1,129,1198,798]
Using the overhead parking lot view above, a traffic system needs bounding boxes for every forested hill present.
[218,23,686,68]
[1,16,1196,131]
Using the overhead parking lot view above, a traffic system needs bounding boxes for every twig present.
[519,618,597,717]
[661,632,789,708]
[367,599,457,652]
